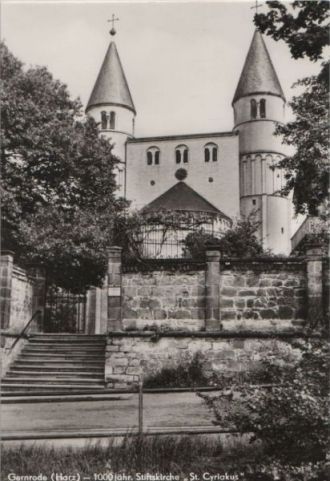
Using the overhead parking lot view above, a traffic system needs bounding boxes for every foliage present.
[143,352,212,388]
[255,1,329,62]
[1,42,126,290]
[254,2,330,215]
[202,339,329,467]
[276,69,329,215]
[115,209,218,261]
[184,218,264,260]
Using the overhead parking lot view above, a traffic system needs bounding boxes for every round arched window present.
[175,145,189,164]
[146,146,160,165]
[204,143,218,162]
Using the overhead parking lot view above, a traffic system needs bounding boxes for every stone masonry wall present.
[122,267,205,331]
[121,259,307,332]
[1,253,46,333]
[105,333,301,388]
[219,259,307,330]
[9,266,34,333]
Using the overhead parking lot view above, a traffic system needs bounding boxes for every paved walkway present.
[2,392,216,438]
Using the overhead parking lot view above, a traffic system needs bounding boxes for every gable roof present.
[233,29,285,104]
[142,182,231,220]
[86,41,136,114]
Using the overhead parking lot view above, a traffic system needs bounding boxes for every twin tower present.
[86,29,292,255]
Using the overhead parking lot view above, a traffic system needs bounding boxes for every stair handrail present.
[9,309,42,351]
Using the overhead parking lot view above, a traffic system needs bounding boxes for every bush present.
[202,339,329,467]
[184,218,264,260]
[143,352,213,388]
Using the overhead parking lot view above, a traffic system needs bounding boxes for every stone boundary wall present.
[0,252,45,332]
[219,259,307,330]
[120,257,310,332]
[122,266,205,331]
[105,332,305,388]
[84,245,327,334]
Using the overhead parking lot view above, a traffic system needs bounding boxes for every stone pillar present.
[107,246,123,331]
[205,249,221,331]
[0,251,14,329]
[306,243,323,324]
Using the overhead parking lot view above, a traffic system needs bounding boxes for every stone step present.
[13,360,104,367]
[28,340,106,346]
[21,350,105,357]
[10,365,104,372]
[25,342,106,348]
[6,370,104,378]
[29,335,106,341]
[18,354,105,361]
[23,345,105,351]
[2,377,105,385]
[1,384,107,393]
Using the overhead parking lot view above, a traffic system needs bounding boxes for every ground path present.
[2,392,219,440]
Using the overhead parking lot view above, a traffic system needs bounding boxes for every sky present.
[1,0,322,138]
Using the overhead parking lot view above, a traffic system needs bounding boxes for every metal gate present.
[44,287,87,333]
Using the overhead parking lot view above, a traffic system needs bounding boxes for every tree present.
[1,42,125,290]
[184,218,264,260]
[255,1,329,62]
[276,69,329,215]
[254,1,329,215]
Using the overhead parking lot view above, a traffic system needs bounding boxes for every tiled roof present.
[142,182,230,220]
[86,41,135,114]
[233,29,285,104]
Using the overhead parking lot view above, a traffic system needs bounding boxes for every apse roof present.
[142,182,231,220]
[233,29,285,104]
[86,41,136,114]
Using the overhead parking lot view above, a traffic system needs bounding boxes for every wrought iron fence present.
[44,287,87,333]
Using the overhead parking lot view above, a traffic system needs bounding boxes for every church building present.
[86,25,292,256]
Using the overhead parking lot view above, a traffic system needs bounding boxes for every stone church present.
[86,27,292,256]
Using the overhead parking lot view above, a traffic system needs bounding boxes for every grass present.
[3,435,322,480]
[2,435,228,478]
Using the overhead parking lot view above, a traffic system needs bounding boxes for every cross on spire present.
[251,0,263,14]
[108,14,119,36]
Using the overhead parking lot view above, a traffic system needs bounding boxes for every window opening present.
[110,111,116,129]
[101,111,107,130]
[250,99,257,119]
[260,99,266,118]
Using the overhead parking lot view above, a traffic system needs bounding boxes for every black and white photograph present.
[1,0,329,480]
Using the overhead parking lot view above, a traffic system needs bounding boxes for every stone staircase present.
[1,334,107,396]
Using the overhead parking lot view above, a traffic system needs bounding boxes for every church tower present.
[233,29,291,255]
[86,25,136,195]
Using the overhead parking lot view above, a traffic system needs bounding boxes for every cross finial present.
[251,0,262,14]
[108,14,119,36]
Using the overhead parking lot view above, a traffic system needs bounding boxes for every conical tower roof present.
[233,29,285,104]
[86,41,136,114]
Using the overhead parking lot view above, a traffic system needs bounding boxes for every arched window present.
[175,145,188,164]
[101,111,107,130]
[204,143,218,162]
[260,99,266,118]
[250,99,257,119]
[110,111,116,129]
[147,147,160,166]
